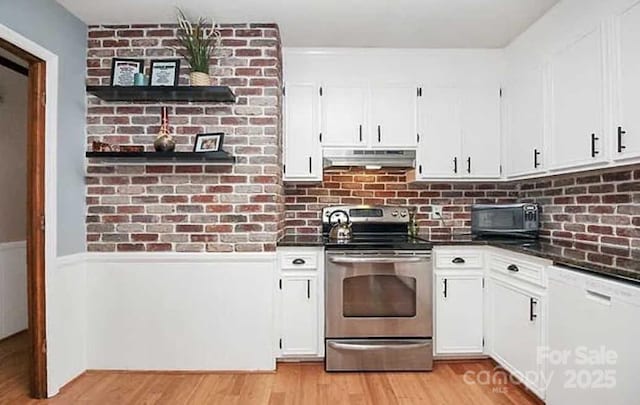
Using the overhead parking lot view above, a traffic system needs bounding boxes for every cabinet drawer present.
[435,250,484,269]
[280,251,319,270]
[489,253,545,286]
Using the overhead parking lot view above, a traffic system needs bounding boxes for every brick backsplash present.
[85,24,284,253]
[284,167,520,240]
[518,164,640,268]
[284,164,640,269]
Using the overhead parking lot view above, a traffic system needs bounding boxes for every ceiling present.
[56,0,560,48]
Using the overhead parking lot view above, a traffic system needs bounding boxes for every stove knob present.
[392,211,398,217]
[400,211,407,217]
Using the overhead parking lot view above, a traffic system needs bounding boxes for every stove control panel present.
[323,205,412,224]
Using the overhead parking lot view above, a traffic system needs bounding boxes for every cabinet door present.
[283,83,322,181]
[435,275,484,355]
[489,279,543,396]
[320,83,367,147]
[615,1,640,160]
[505,69,545,177]
[550,26,606,170]
[281,275,318,356]
[370,83,418,148]
[461,86,501,178]
[416,87,462,179]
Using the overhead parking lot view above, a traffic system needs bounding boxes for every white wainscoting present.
[0,241,27,340]
[84,253,277,371]
[47,253,87,396]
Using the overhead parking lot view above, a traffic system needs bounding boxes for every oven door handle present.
[327,340,430,352]
[328,256,428,264]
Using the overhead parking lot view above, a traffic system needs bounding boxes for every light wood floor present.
[1,332,542,404]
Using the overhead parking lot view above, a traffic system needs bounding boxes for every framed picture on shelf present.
[110,58,144,86]
[149,59,181,86]
[194,133,225,153]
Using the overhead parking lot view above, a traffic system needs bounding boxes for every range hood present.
[323,149,416,169]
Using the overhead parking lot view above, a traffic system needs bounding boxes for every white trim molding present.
[0,22,59,397]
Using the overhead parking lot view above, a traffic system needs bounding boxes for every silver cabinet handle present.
[586,289,611,304]
[329,256,427,264]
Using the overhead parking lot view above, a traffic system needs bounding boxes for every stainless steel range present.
[323,205,434,372]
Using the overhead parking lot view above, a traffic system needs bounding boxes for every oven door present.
[325,251,432,338]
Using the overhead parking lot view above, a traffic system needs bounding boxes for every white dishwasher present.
[547,266,640,405]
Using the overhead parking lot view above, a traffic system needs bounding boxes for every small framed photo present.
[110,58,144,86]
[149,59,181,86]
[194,133,225,153]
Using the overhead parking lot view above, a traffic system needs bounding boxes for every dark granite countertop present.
[277,234,326,247]
[278,234,640,285]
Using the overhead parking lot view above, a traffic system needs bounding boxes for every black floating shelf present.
[86,85,236,103]
[86,151,235,163]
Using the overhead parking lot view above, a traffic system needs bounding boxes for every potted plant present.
[176,8,222,86]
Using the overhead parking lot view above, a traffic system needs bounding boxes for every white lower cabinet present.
[434,274,484,355]
[276,247,324,358]
[486,250,550,399]
[280,275,319,356]
[433,247,485,357]
[546,266,640,405]
[488,277,545,397]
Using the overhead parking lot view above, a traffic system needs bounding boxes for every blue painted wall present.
[0,0,87,255]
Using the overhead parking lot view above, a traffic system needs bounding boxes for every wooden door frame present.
[0,38,48,399]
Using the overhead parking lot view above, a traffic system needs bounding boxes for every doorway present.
[0,37,47,399]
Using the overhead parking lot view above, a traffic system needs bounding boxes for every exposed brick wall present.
[284,164,640,269]
[85,24,284,253]
[519,164,640,268]
[284,168,519,240]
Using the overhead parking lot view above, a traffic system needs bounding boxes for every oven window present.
[343,275,417,317]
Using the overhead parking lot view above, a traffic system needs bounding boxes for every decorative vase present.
[154,107,176,152]
[190,71,211,86]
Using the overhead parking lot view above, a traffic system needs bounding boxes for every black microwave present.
[471,203,540,238]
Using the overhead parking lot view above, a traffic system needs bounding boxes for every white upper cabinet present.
[505,68,545,177]
[283,82,322,182]
[549,25,607,170]
[414,86,500,180]
[416,87,500,180]
[320,83,367,147]
[461,86,502,178]
[417,87,462,178]
[370,83,419,148]
[614,0,640,160]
